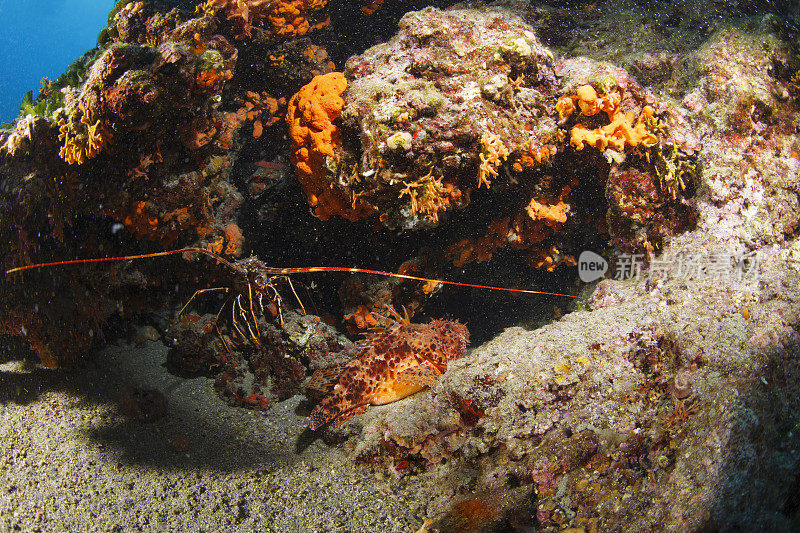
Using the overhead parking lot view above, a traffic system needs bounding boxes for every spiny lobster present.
[5,246,582,348]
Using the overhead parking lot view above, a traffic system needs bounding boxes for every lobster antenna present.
[4,247,237,275]
[265,266,583,299]
[6,248,581,299]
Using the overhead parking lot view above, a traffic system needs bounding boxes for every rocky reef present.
[2,0,800,531]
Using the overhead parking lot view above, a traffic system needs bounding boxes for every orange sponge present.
[287,72,372,221]
[571,104,657,151]
[267,0,329,37]
[525,197,568,227]
[559,84,657,152]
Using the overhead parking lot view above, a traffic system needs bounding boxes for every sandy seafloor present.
[0,334,429,532]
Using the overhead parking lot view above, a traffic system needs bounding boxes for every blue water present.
[0,0,110,123]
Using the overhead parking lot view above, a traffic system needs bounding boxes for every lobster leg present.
[246,279,260,340]
[216,325,234,357]
[235,294,260,346]
[178,287,229,318]
[284,277,307,315]
[231,298,249,343]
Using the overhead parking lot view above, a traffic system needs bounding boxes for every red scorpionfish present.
[308,318,469,430]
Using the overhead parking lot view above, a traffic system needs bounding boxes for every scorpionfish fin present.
[309,396,339,430]
[306,366,343,396]
[309,391,368,431]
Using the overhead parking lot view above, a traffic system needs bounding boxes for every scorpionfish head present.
[428,319,470,363]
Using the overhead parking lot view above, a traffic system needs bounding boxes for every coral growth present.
[605,163,696,256]
[525,195,568,232]
[398,170,460,224]
[199,0,329,40]
[266,0,329,37]
[789,71,800,103]
[243,91,285,138]
[477,130,510,189]
[443,184,577,269]
[57,100,112,165]
[654,142,696,200]
[103,200,209,247]
[360,0,384,16]
[445,220,511,267]
[205,222,245,257]
[198,0,271,39]
[194,49,233,91]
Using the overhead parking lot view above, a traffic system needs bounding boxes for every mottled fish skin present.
[308,319,469,430]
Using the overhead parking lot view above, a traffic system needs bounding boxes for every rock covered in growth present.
[312,9,800,532]
[340,261,800,531]
[168,309,353,408]
[198,0,330,41]
[0,0,345,367]
[315,6,561,229]
[283,4,697,273]
[605,165,696,255]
